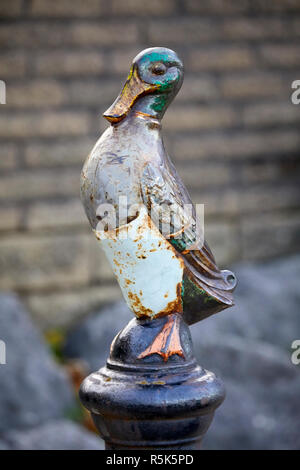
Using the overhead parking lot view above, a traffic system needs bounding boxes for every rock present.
[63,301,131,372]
[191,334,300,449]
[0,441,9,450]
[198,255,300,351]
[3,419,104,450]
[190,256,300,449]
[26,284,121,331]
[0,293,75,432]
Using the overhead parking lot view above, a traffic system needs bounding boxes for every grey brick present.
[176,162,232,189]
[0,168,80,201]
[34,51,105,76]
[243,102,300,127]
[221,73,284,99]
[260,45,300,67]
[30,0,106,16]
[164,105,237,131]
[241,213,300,260]
[7,80,66,108]
[109,48,145,74]
[253,0,300,12]
[0,112,90,138]
[173,130,300,161]
[191,185,300,217]
[25,285,121,330]
[0,143,18,169]
[241,161,282,184]
[67,80,120,106]
[111,0,175,15]
[0,53,27,78]
[148,19,219,44]
[0,22,138,48]
[67,22,139,47]
[185,0,250,14]
[222,18,287,40]
[88,236,116,283]
[190,189,240,217]
[26,199,86,230]
[0,233,91,291]
[187,47,255,71]
[205,221,240,265]
[0,0,23,17]
[238,185,300,213]
[176,76,219,102]
[25,139,93,167]
[0,206,21,231]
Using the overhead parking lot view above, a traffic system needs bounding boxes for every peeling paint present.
[94,206,184,319]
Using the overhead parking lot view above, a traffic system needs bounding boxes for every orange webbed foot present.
[138,314,184,362]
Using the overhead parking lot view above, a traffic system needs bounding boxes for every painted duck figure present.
[81,47,236,361]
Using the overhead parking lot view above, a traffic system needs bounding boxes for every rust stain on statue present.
[127,280,182,320]
[127,291,154,317]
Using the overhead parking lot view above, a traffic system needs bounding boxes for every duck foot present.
[138,314,184,362]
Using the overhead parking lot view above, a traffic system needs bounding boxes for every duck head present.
[103,47,184,124]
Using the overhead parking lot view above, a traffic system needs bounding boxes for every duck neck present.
[131,92,172,121]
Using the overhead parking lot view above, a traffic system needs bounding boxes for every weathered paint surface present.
[94,206,184,319]
[80,46,236,355]
[103,66,158,124]
[79,312,226,449]
[79,48,229,449]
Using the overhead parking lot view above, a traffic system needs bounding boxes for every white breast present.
[94,206,184,319]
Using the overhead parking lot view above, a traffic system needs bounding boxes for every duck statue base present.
[79,313,225,450]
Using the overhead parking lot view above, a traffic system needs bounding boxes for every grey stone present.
[191,255,300,449]
[0,440,9,450]
[63,301,132,372]
[0,293,75,432]
[3,419,104,450]
[191,334,300,449]
[194,254,300,352]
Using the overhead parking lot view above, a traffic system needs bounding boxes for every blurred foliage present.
[64,401,85,424]
[44,328,65,363]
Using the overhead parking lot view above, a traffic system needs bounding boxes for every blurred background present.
[0,0,299,450]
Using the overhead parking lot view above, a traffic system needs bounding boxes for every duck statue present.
[79,47,238,450]
[80,47,236,363]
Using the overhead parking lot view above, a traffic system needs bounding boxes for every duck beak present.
[103,66,158,124]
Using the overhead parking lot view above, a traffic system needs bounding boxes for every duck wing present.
[141,160,236,305]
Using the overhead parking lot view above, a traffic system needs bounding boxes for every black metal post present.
[79,313,225,450]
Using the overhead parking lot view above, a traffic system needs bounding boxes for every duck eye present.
[151,63,167,75]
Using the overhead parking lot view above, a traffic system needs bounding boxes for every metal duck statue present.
[80,47,237,450]
[81,47,236,362]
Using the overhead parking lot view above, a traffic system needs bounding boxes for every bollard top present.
[79,313,225,421]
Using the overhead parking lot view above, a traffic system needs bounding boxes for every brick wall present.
[1,0,300,329]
